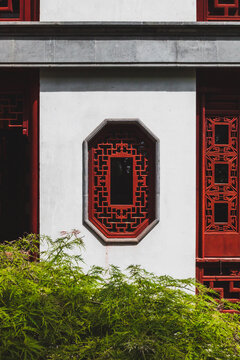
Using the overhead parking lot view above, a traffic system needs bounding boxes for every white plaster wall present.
[40,69,196,279]
[40,0,196,22]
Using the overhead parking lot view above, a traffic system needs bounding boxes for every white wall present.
[40,0,196,22]
[40,68,196,279]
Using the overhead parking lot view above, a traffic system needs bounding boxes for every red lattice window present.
[198,0,240,20]
[197,72,240,300]
[0,93,28,134]
[0,71,38,242]
[0,0,39,21]
[84,120,159,244]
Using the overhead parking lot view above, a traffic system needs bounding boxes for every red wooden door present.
[200,96,240,257]
[0,71,38,242]
[197,74,240,300]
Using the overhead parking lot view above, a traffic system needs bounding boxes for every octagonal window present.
[83,119,159,244]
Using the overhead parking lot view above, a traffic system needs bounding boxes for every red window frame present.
[0,0,39,21]
[87,121,157,241]
[0,70,39,236]
[197,0,240,21]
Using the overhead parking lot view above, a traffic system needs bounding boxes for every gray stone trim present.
[0,22,240,67]
[83,119,160,245]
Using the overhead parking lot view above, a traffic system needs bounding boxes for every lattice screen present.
[0,93,28,135]
[198,0,240,20]
[88,122,156,239]
[198,92,240,301]
[0,0,38,20]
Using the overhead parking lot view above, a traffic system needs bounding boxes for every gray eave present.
[1,21,240,67]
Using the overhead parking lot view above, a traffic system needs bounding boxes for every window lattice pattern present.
[89,125,155,238]
[205,0,240,20]
[0,0,13,11]
[198,90,240,301]
[0,0,20,19]
[204,116,238,232]
[0,93,27,135]
[198,262,240,301]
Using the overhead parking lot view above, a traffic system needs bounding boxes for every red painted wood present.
[88,123,155,239]
[24,0,31,20]
[200,106,240,258]
[0,0,13,12]
[0,0,39,20]
[197,0,205,20]
[197,70,240,301]
[29,72,39,235]
[196,90,201,260]
[198,0,240,21]
[32,0,39,21]
[204,234,240,257]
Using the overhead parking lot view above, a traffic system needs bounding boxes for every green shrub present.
[0,231,240,360]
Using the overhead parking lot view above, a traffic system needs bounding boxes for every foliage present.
[0,232,240,359]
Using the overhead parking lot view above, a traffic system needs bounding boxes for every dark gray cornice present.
[0,21,240,38]
[0,22,240,67]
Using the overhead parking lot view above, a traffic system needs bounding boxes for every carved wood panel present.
[0,0,38,20]
[88,123,156,239]
[198,0,240,20]
[198,90,240,301]
[204,115,238,233]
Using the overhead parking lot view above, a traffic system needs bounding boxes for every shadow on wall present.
[40,68,196,92]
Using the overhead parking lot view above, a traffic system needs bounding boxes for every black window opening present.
[215,163,229,184]
[215,124,229,144]
[214,203,228,223]
[110,157,133,205]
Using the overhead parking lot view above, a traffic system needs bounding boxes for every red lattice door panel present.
[0,0,39,20]
[198,0,240,21]
[197,260,240,301]
[200,97,240,257]
[197,73,240,301]
[88,122,156,239]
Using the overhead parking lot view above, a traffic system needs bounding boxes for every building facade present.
[1,0,240,300]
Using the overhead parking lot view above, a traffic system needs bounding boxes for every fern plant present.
[0,232,240,359]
